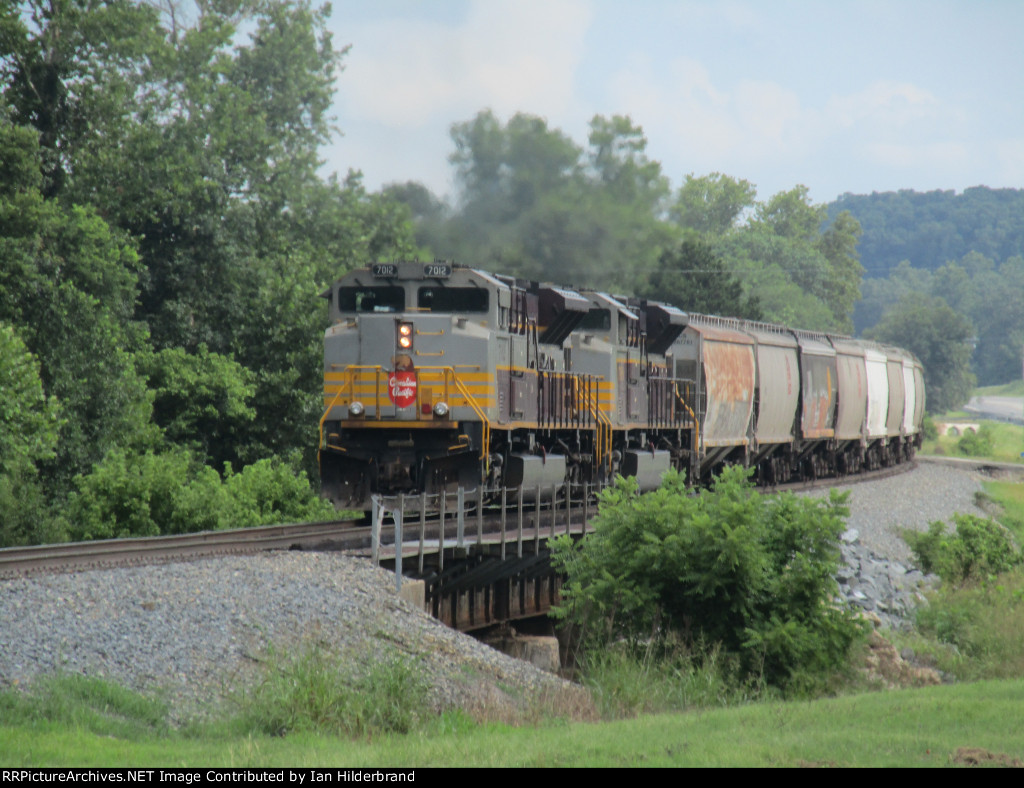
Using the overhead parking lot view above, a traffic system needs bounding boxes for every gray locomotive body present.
[319,263,923,508]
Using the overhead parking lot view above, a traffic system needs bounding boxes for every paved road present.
[963,395,1024,424]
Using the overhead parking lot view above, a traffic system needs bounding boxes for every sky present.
[323,0,1024,206]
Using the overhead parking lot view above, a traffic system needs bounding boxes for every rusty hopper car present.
[319,262,924,508]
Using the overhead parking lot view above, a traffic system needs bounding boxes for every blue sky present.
[323,0,1024,205]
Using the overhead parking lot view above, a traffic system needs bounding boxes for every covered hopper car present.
[319,263,924,508]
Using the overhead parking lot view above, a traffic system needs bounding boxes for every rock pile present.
[837,527,937,632]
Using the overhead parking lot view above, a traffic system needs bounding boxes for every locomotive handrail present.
[674,381,700,452]
[577,377,612,472]
[440,366,491,465]
[319,371,355,450]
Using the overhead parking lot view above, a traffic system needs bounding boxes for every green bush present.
[957,424,994,456]
[912,568,1024,680]
[67,448,336,540]
[903,514,1023,586]
[921,414,939,441]
[551,466,867,693]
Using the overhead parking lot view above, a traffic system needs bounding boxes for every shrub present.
[957,424,994,457]
[550,466,867,693]
[67,448,336,540]
[903,514,1023,586]
[912,567,1024,680]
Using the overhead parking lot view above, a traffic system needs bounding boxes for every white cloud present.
[825,81,940,130]
[605,55,822,174]
[336,0,592,129]
[863,141,970,171]
[606,55,743,162]
[733,80,811,151]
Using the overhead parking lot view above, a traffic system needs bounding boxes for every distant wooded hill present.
[827,187,1024,278]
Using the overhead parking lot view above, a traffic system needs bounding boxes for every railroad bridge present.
[364,485,594,632]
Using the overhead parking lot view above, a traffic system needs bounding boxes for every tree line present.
[1,0,415,545]
[838,188,1024,392]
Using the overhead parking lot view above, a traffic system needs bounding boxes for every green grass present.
[977,480,1024,543]
[225,641,430,738]
[3,679,1024,766]
[577,641,766,719]
[975,381,1024,397]
[0,673,171,739]
[920,419,1024,464]
[898,569,1024,683]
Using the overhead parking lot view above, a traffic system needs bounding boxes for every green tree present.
[139,344,256,470]
[642,238,762,318]
[753,185,825,242]
[866,293,975,413]
[903,514,1022,586]
[0,322,65,546]
[551,467,865,692]
[671,172,756,236]
[970,255,1024,385]
[829,187,1024,279]
[66,447,334,540]
[0,322,60,473]
[0,0,160,197]
[713,229,837,330]
[447,110,674,290]
[0,115,156,496]
[815,210,864,330]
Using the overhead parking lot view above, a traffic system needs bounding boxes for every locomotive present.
[318,262,924,509]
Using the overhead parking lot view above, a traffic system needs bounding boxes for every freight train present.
[318,262,924,509]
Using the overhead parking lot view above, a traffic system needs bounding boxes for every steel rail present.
[0,519,366,580]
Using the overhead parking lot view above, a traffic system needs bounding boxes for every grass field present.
[921,418,1024,464]
[2,677,1024,767]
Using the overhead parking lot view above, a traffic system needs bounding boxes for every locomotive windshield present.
[417,287,489,312]
[338,286,405,313]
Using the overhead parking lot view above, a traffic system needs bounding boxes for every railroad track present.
[0,460,919,581]
[0,519,365,580]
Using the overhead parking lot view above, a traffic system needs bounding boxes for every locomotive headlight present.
[349,400,365,417]
[398,322,413,349]
[433,401,449,417]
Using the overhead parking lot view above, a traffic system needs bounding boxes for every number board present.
[422,262,452,278]
[371,263,398,278]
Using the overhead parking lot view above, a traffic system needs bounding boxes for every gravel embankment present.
[802,461,989,630]
[803,460,988,564]
[0,552,587,722]
[0,462,994,717]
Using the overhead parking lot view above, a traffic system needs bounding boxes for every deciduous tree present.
[867,293,975,413]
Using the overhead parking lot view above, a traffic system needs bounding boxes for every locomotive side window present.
[337,286,405,313]
[418,287,489,312]
[579,308,611,331]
